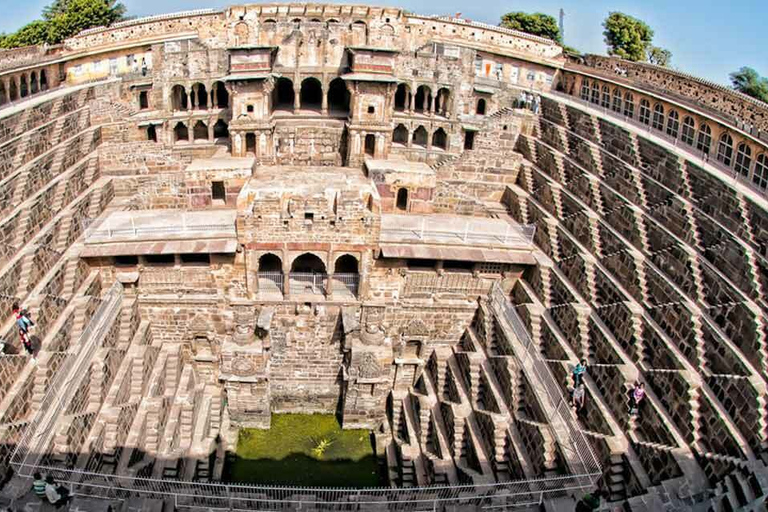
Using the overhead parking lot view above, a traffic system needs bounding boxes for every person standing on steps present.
[571,382,586,416]
[629,382,645,416]
[13,302,34,336]
[572,359,587,386]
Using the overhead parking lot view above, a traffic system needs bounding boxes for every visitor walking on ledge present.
[572,359,587,386]
[629,382,646,416]
[12,303,34,335]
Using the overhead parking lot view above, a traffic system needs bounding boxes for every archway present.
[396,188,408,211]
[290,253,327,295]
[394,83,409,111]
[393,124,408,145]
[173,122,189,143]
[139,91,149,110]
[0,82,6,106]
[432,128,447,150]
[414,85,431,113]
[435,88,450,116]
[364,134,376,156]
[476,98,486,115]
[273,77,294,112]
[171,84,188,111]
[9,80,18,101]
[211,82,229,108]
[213,120,229,140]
[146,125,157,142]
[412,126,428,148]
[246,133,256,154]
[19,75,28,98]
[39,70,48,91]
[333,254,359,297]
[192,83,208,109]
[30,72,38,94]
[193,121,208,141]
[258,253,283,294]
[291,253,326,273]
[327,78,349,115]
[300,77,322,111]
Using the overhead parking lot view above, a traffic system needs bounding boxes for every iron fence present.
[288,272,327,296]
[331,273,359,297]
[257,271,284,295]
[381,215,536,248]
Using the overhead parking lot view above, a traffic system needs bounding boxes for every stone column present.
[429,92,436,116]
[407,129,413,148]
[190,86,197,109]
[293,84,301,112]
[208,122,215,142]
[321,86,328,115]
[282,256,291,299]
[212,85,218,108]
[187,123,193,143]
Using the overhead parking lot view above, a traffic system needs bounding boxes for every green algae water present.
[224,414,381,487]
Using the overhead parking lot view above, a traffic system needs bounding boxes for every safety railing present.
[489,282,601,478]
[257,271,284,295]
[331,273,359,298]
[548,91,768,198]
[288,272,327,296]
[381,215,536,248]
[87,212,235,241]
[11,281,123,472]
[403,271,493,297]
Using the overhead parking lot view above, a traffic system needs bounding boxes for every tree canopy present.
[0,0,126,49]
[602,12,672,67]
[647,46,672,67]
[729,67,768,103]
[500,12,561,43]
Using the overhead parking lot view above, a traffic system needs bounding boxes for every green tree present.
[500,12,561,43]
[729,67,768,103]
[602,12,654,62]
[647,46,672,67]
[0,20,50,49]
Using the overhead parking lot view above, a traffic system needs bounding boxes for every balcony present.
[257,272,359,300]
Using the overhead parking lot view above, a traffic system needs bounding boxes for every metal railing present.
[257,271,283,295]
[550,91,768,198]
[87,213,235,241]
[381,215,536,248]
[288,272,327,296]
[404,272,492,297]
[11,281,123,471]
[331,273,359,297]
[489,283,601,478]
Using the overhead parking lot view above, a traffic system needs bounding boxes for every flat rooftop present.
[82,209,238,257]
[238,166,377,203]
[185,156,255,173]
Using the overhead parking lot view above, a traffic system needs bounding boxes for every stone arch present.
[334,254,359,274]
[273,77,294,111]
[258,253,282,272]
[173,122,189,142]
[19,74,28,98]
[432,127,447,150]
[476,98,486,115]
[30,71,38,94]
[393,124,408,145]
[300,77,323,111]
[396,188,408,211]
[351,20,367,45]
[193,120,208,141]
[9,79,18,101]
[234,21,249,45]
[414,85,431,113]
[291,18,302,29]
[0,81,6,106]
[435,87,450,116]
[213,119,229,140]
[394,83,410,111]
[291,253,327,273]
[39,69,48,91]
[413,126,428,147]
[263,19,277,29]
[171,84,188,111]
[327,77,349,114]
[211,81,228,108]
[192,82,208,109]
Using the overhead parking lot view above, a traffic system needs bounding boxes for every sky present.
[0,0,764,86]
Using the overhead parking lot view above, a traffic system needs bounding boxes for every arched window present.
[273,77,294,111]
[666,110,680,139]
[193,120,208,141]
[601,85,610,108]
[435,87,450,116]
[171,84,187,111]
[716,132,734,166]
[623,92,634,118]
[696,124,712,155]
[590,82,600,104]
[651,104,665,130]
[476,98,486,115]
[192,83,208,109]
[30,72,38,94]
[333,255,359,296]
[754,154,768,190]
[364,134,376,156]
[612,89,622,113]
[734,143,752,177]
[39,70,48,91]
[413,126,428,147]
[396,188,408,211]
[392,124,408,145]
[258,253,283,294]
[681,116,696,145]
[580,79,590,101]
[394,83,409,111]
[19,74,28,98]
[300,77,322,111]
[638,100,651,125]
[290,254,327,295]
[327,77,349,114]
[173,122,188,142]
[432,128,447,150]
[415,85,432,113]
